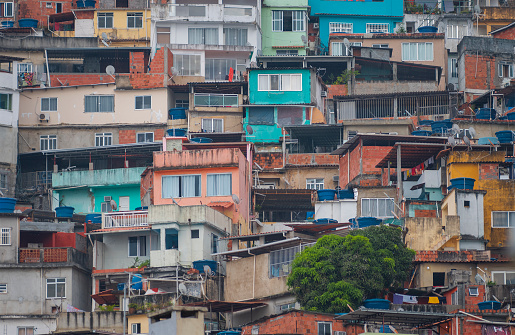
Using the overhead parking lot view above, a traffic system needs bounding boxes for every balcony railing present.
[17,171,52,194]
[102,211,148,229]
[19,247,89,268]
[194,93,238,107]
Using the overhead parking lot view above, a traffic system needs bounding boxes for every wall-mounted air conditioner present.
[39,113,49,122]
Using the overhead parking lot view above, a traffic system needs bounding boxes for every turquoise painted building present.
[245,68,324,143]
[309,0,404,52]
[261,0,309,56]
[52,167,146,214]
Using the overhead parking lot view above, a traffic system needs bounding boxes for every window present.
[156,27,170,44]
[447,24,467,39]
[176,99,188,108]
[127,12,142,28]
[40,135,57,151]
[332,42,361,56]
[207,173,232,196]
[258,74,302,91]
[46,278,66,298]
[191,229,199,239]
[498,63,514,78]
[433,272,445,286]
[135,96,151,110]
[0,284,6,293]
[95,133,112,147]
[195,94,237,107]
[165,229,178,249]
[201,118,223,133]
[4,2,13,17]
[492,211,515,228]
[276,50,298,56]
[278,302,295,312]
[269,245,299,278]
[56,3,62,13]
[212,234,218,254]
[98,13,113,29]
[248,107,274,125]
[464,200,470,207]
[307,178,324,190]
[372,44,389,48]
[128,236,146,257]
[162,175,201,198]
[173,54,201,76]
[348,130,358,140]
[361,198,395,217]
[277,106,303,126]
[188,28,219,45]
[401,42,433,61]
[0,228,10,245]
[137,132,154,143]
[468,287,479,296]
[131,323,141,334]
[318,322,332,335]
[492,271,515,285]
[329,22,352,34]
[366,23,389,33]
[224,28,247,46]
[41,97,57,112]
[17,327,34,335]
[0,173,6,190]
[0,93,12,110]
[46,2,52,8]
[85,95,114,113]
[451,58,458,78]
[18,63,33,73]
[272,10,305,32]
[205,59,236,81]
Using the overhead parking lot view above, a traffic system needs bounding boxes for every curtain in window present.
[85,96,97,113]
[401,43,409,61]
[213,119,223,132]
[332,43,343,56]
[182,175,199,197]
[162,176,179,198]
[204,28,219,45]
[258,75,268,90]
[99,96,114,112]
[188,28,203,44]
[224,28,247,46]
[248,107,275,125]
[207,174,231,196]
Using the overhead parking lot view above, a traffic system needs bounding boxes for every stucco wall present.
[100,231,150,270]
[188,110,243,133]
[405,216,460,251]
[0,215,20,263]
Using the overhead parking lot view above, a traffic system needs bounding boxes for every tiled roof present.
[272,45,306,49]
[207,201,233,209]
[414,250,509,263]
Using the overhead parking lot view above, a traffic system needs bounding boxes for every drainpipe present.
[247,250,256,299]
[45,50,51,87]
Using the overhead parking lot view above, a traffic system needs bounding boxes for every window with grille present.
[41,98,57,112]
[401,42,433,61]
[272,10,305,32]
[162,175,201,198]
[0,284,6,293]
[98,13,113,29]
[173,54,201,76]
[329,22,352,34]
[0,174,6,190]
[95,133,112,147]
[4,2,13,17]
[372,44,389,48]
[85,95,114,113]
[361,198,395,217]
[277,106,303,126]
[366,23,389,33]
[40,135,57,151]
[269,246,300,278]
[46,278,66,298]
[137,132,154,143]
[127,12,142,28]
[135,96,151,110]
[331,42,361,56]
[0,228,11,245]
[201,118,223,133]
[176,99,189,108]
[306,178,324,190]
[318,322,332,335]
[492,211,515,228]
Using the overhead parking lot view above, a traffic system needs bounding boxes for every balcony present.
[17,171,52,194]
[194,93,238,107]
[102,210,148,229]
[52,167,146,189]
[150,249,180,267]
[18,247,89,268]
[164,3,257,23]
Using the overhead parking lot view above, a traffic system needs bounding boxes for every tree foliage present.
[286,225,415,313]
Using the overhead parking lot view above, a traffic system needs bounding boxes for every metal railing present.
[102,210,148,229]
[17,171,52,193]
[19,247,89,268]
[269,242,316,278]
[194,93,238,107]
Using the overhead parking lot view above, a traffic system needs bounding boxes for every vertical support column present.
[359,137,363,176]
[393,96,398,119]
[392,62,398,82]
[387,160,391,187]
[396,145,403,209]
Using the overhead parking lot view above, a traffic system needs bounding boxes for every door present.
[119,196,130,212]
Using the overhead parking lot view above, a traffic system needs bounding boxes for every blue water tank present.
[477,137,499,145]
[363,299,391,310]
[496,130,515,144]
[478,300,501,310]
[18,18,38,28]
[313,218,338,224]
[193,260,217,274]
[55,206,74,218]
[85,213,101,224]
[431,120,452,135]
[168,108,187,120]
[475,108,496,120]
[166,128,187,137]
[1,21,14,28]
[411,130,432,136]
[449,177,475,190]
[418,26,438,33]
[317,189,336,201]
[356,217,382,228]
[337,189,354,199]
[419,120,434,126]
[131,274,143,290]
[506,112,515,120]
[190,137,213,143]
[0,198,16,213]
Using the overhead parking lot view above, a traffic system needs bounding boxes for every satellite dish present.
[246,125,254,135]
[178,283,187,294]
[343,38,351,49]
[463,136,471,146]
[170,67,179,76]
[469,127,476,139]
[451,124,460,135]
[301,35,307,44]
[448,135,456,148]
[110,199,118,210]
[232,194,240,204]
[473,5,481,13]
[106,65,115,76]
[101,32,108,40]
[203,265,212,276]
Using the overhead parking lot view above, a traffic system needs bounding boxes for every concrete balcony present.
[150,249,180,267]
[52,167,146,189]
[153,147,242,170]
[102,210,148,229]
[18,247,89,268]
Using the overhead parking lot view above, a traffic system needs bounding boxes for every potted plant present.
[128,303,138,314]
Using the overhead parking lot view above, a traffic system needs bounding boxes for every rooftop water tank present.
[0,198,16,213]
[317,189,336,201]
[449,177,475,190]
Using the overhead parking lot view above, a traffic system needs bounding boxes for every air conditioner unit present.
[333,175,339,182]
[334,331,346,335]
[39,113,50,122]
[321,91,327,97]
[104,196,113,202]
[313,23,319,29]
[255,183,276,189]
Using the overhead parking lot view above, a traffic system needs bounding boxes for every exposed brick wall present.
[463,54,495,91]
[17,0,74,26]
[414,209,437,217]
[339,154,349,188]
[362,146,392,174]
[154,128,165,141]
[359,179,381,187]
[254,153,283,169]
[119,129,136,144]
[286,154,339,166]
[479,163,499,179]
[50,74,116,87]
[130,51,146,74]
[492,26,515,40]
[327,84,347,99]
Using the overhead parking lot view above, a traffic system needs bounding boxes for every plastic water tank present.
[0,198,16,213]
[166,128,187,137]
[55,206,75,218]
[411,130,432,136]
[317,189,336,201]
[449,177,475,190]
[363,299,391,310]
[168,108,187,120]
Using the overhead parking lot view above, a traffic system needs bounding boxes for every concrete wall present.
[249,68,312,105]
[0,316,57,335]
[0,36,98,51]
[405,216,460,251]
[94,9,151,45]
[99,230,150,270]
[0,215,20,263]
[456,191,484,240]
[453,119,515,138]
[352,80,441,95]
[53,167,146,189]
[356,186,397,217]
[128,313,149,335]
[315,199,357,223]
[55,312,124,333]
[188,110,243,133]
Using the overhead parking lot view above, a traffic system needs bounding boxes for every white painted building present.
[151,0,261,81]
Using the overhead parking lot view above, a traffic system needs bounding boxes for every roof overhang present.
[336,308,455,327]
[213,237,302,258]
[253,189,315,211]
[285,124,344,148]
[184,300,267,313]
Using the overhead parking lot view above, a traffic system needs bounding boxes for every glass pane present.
[162,176,179,198]
[85,96,97,113]
[139,236,146,256]
[426,43,433,61]
[493,272,504,285]
[248,107,274,125]
[509,212,515,227]
[410,43,417,61]
[281,75,291,91]
[135,97,142,109]
[42,98,49,111]
[258,75,268,90]
[50,98,57,110]
[402,43,409,61]
[270,75,279,90]
[418,43,425,61]
[129,237,138,256]
[291,74,302,91]
[492,212,508,227]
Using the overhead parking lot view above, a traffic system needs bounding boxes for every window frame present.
[491,211,515,228]
[40,134,57,151]
[272,10,305,32]
[17,63,33,73]
[84,95,115,113]
[201,118,224,133]
[468,287,479,296]
[0,228,11,245]
[257,73,302,92]
[17,327,35,335]
[46,277,66,299]
[223,27,248,46]
[41,97,58,112]
[0,283,6,293]
[98,12,114,29]
[56,2,62,13]
[498,63,514,78]
[127,12,143,29]
[136,132,154,143]
[206,173,232,196]
[361,198,395,218]
[131,323,141,334]
[191,229,200,239]
[447,24,467,39]
[128,236,147,257]
[0,173,7,190]
[306,178,324,190]
[331,42,361,56]
[451,58,458,78]
[4,2,13,17]
[162,174,202,199]
[491,271,515,285]
[0,93,13,111]
[401,42,434,61]
[188,27,219,45]
[317,321,332,335]
[366,23,389,33]
[329,22,353,34]
[95,132,113,147]
[135,95,151,110]
[173,54,202,76]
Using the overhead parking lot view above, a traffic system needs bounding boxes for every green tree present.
[287,225,415,313]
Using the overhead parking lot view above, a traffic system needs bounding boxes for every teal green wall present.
[92,185,142,213]
[249,68,312,104]
[57,188,94,213]
[408,203,441,218]
[244,106,309,143]
[261,0,309,56]
[53,167,145,188]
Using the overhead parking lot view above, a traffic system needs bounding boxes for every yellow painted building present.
[127,313,150,334]
[476,7,515,35]
[95,9,151,47]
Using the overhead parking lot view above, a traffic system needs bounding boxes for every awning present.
[213,237,302,258]
[184,300,266,313]
[336,308,455,327]
[207,201,233,209]
[253,189,315,211]
[284,124,344,148]
[286,223,351,234]
[91,289,119,305]
[49,11,75,22]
